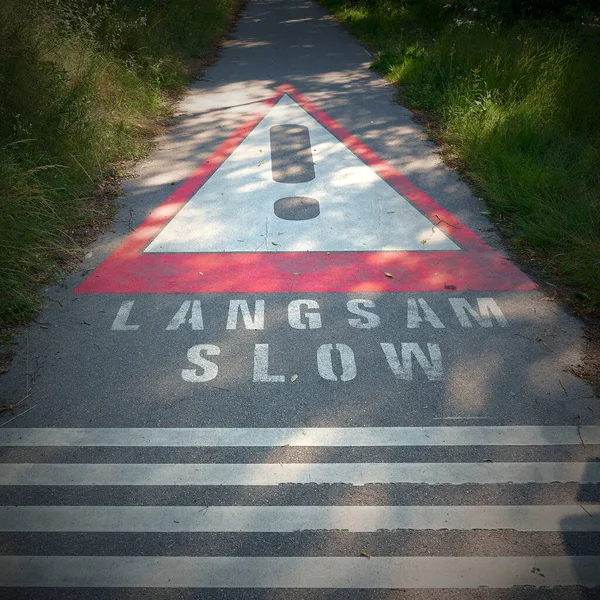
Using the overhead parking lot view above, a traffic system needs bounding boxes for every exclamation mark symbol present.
[270,124,320,220]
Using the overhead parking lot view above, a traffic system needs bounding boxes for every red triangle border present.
[74,83,535,294]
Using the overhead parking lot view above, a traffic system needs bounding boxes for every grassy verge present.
[0,0,242,327]
[319,0,600,314]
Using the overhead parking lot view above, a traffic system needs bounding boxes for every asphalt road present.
[0,0,599,597]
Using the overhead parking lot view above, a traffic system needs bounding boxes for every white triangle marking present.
[145,95,459,253]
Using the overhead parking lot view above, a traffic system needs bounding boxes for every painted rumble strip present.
[1,556,599,588]
[1,462,599,485]
[2,426,599,446]
[74,83,535,294]
[2,505,599,532]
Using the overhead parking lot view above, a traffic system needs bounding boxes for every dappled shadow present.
[561,460,600,589]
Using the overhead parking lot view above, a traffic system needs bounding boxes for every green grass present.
[320,0,600,313]
[0,0,242,326]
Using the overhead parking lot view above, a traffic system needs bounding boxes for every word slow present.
[183,342,443,383]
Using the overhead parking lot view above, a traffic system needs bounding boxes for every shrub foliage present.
[322,0,600,312]
[0,0,239,325]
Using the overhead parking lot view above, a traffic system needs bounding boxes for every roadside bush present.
[0,0,239,325]
[321,0,600,311]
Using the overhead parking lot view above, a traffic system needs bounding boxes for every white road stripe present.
[1,505,599,532]
[1,426,599,446]
[1,462,599,485]
[1,556,598,588]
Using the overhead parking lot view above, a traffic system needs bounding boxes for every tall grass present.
[0,0,241,326]
[321,0,600,313]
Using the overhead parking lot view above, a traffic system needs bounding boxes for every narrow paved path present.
[1,0,598,597]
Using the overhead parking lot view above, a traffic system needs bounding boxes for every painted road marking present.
[2,462,598,485]
[2,505,599,532]
[274,196,320,220]
[109,296,511,331]
[2,428,598,590]
[105,296,517,383]
[2,426,599,446]
[74,84,535,293]
[270,123,315,183]
[1,556,598,588]
[145,94,458,254]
